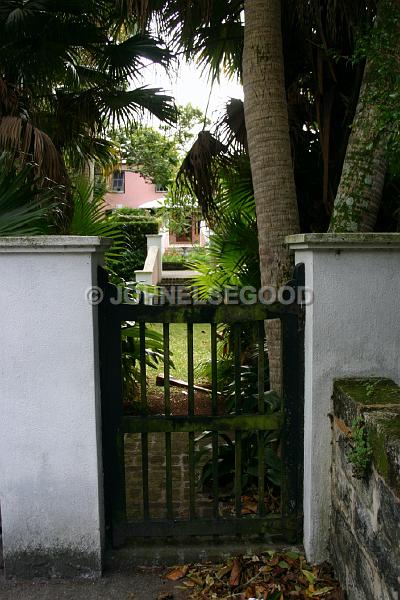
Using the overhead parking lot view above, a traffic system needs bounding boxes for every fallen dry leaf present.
[229,558,241,587]
[216,564,232,579]
[241,500,258,515]
[170,550,343,599]
[165,565,189,581]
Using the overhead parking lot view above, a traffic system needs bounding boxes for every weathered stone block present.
[331,379,400,600]
[331,508,379,600]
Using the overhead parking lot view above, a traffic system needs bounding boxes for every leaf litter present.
[164,550,344,599]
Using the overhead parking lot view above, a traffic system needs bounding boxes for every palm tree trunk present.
[329,60,387,232]
[243,0,300,393]
[329,0,400,232]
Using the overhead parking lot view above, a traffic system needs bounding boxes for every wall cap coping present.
[0,236,113,253]
[286,233,400,250]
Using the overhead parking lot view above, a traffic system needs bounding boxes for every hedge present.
[109,211,159,282]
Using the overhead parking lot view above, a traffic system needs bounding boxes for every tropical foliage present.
[69,177,122,241]
[0,152,56,236]
[111,125,180,189]
[162,245,207,266]
[107,209,159,283]
[196,363,281,495]
[163,103,207,154]
[329,0,400,232]
[189,160,259,297]
[0,0,176,225]
[121,322,165,404]
[135,0,399,233]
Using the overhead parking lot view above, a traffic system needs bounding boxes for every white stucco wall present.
[287,233,400,565]
[0,237,111,578]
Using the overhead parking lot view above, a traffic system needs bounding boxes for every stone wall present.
[331,378,400,599]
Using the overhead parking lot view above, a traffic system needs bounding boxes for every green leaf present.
[0,153,55,236]
[285,551,300,560]
[302,569,316,584]
[311,587,334,596]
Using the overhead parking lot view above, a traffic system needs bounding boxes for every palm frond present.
[191,21,243,81]
[288,0,376,42]
[156,0,243,81]
[176,130,228,222]
[100,86,177,126]
[98,34,172,81]
[190,210,259,298]
[64,136,118,171]
[216,98,247,151]
[68,175,123,259]
[184,152,259,298]
[0,1,177,188]
[217,158,254,216]
[0,115,67,183]
[0,152,55,236]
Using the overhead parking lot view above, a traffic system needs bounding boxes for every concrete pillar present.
[159,227,169,253]
[286,233,400,564]
[0,236,111,578]
[147,233,163,279]
[135,233,163,287]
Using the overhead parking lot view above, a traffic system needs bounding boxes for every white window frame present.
[111,170,125,193]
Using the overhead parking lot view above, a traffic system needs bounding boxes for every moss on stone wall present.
[334,378,400,407]
[333,378,400,497]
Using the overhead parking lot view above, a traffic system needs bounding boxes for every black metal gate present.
[98,266,304,547]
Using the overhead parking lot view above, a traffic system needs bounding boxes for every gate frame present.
[98,265,304,547]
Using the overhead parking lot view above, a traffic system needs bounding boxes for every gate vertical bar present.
[257,321,266,517]
[281,265,305,542]
[140,321,150,520]
[211,323,219,519]
[233,324,242,518]
[187,322,196,519]
[97,268,126,547]
[164,323,173,520]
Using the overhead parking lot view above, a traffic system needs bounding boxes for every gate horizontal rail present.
[112,302,297,323]
[114,515,302,540]
[122,412,283,433]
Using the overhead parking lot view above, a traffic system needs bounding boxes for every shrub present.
[162,245,207,266]
[111,207,155,221]
[108,211,159,282]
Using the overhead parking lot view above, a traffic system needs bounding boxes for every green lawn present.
[151,323,211,383]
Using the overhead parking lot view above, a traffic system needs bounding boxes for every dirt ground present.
[0,547,344,600]
[0,560,186,600]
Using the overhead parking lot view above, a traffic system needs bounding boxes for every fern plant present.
[69,176,121,238]
[188,161,260,298]
[68,175,125,268]
[347,417,372,479]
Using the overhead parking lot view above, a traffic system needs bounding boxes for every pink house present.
[104,164,211,248]
[104,165,166,211]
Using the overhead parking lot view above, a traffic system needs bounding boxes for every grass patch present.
[151,323,211,383]
[162,246,207,266]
